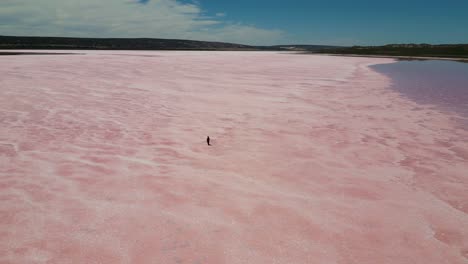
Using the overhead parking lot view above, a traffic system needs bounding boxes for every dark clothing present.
[207,136,211,146]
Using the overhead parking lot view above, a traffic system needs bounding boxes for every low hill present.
[318,44,468,58]
[0,35,341,52]
[0,35,256,51]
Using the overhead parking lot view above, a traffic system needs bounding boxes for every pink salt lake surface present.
[1,51,467,263]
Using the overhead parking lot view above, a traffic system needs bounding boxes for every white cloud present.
[0,0,284,45]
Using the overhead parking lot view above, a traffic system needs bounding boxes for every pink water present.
[373,60,468,126]
[1,51,467,263]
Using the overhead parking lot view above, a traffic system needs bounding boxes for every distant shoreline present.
[318,53,468,62]
[2,51,468,62]
[0,51,81,56]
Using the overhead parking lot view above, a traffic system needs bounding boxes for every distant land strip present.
[0,35,338,51]
[0,51,80,56]
[1,36,467,59]
[315,44,468,59]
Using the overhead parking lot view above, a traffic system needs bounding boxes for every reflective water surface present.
[372,60,468,125]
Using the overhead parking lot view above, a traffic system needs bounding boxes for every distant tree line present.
[0,35,257,50]
[317,44,468,58]
[0,35,341,52]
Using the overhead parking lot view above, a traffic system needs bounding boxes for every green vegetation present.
[0,35,256,51]
[317,44,468,58]
[0,35,338,51]
[2,35,466,58]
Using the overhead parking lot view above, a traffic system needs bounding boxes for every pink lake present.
[1,51,467,263]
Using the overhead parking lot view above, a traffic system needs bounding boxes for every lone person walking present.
[207,136,211,146]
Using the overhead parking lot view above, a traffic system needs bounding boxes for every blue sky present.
[200,0,468,45]
[1,0,467,45]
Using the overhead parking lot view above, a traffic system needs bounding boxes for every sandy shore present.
[0,51,467,263]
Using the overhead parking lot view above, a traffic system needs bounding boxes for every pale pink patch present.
[0,51,467,263]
